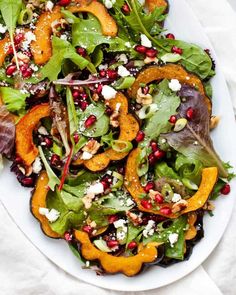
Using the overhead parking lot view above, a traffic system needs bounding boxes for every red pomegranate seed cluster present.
[84,115,97,128]
[135,45,158,58]
[148,141,166,165]
[99,69,118,80]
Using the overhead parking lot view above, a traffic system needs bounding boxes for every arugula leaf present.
[66,87,78,137]
[163,85,228,178]
[144,80,180,139]
[72,14,134,54]
[0,0,22,70]
[0,87,29,114]
[38,146,60,191]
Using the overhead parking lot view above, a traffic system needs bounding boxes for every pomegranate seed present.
[144,181,155,193]
[79,100,89,111]
[142,86,149,95]
[7,45,14,55]
[148,153,156,165]
[76,47,87,57]
[135,45,147,54]
[150,141,158,152]
[107,69,118,79]
[146,48,157,58]
[44,137,53,148]
[21,177,34,187]
[102,175,113,184]
[127,241,137,250]
[22,50,33,58]
[166,33,175,40]
[14,33,25,44]
[22,68,33,78]
[169,115,177,124]
[141,199,152,209]
[160,207,172,215]
[6,64,17,76]
[101,180,110,191]
[96,84,103,94]
[82,225,93,234]
[107,240,119,248]
[122,3,130,14]
[99,69,107,77]
[58,0,71,6]
[84,115,97,128]
[73,132,79,144]
[72,90,80,99]
[154,149,165,160]
[108,215,118,224]
[135,130,145,142]
[64,232,72,241]
[15,156,23,164]
[186,107,194,120]
[221,184,231,195]
[155,193,164,204]
[172,46,183,55]
[80,93,88,100]
[50,154,61,167]
[105,106,113,116]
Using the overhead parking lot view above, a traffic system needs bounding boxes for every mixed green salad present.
[0,0,234,276]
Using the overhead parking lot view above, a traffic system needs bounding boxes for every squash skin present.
[30,171,61,239]
[73,92,139,171]
[0,35,10,66]
[15,103,51,166]
[124,148,218,218]
[185,212,197,240]
[74,230,158,276]
[129,64,212,114]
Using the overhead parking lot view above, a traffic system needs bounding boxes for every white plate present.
[0,0,236,291]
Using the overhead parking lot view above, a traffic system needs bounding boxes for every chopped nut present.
[82,193,95,209]
[144,57,158,64]
[110,111,120,128]
[126,211,142,226]
[149,189,160,200]
[203,201,215,211]
[51,19,68,37]
[172,199,188,213]
[12,52,30,64]
[92,93,99,102]
[210,116,220,130]
[82,139,101,155]
[136,88,153,105]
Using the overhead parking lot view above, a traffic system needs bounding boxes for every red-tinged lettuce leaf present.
[0,105,15,157]
[163,85,228,178]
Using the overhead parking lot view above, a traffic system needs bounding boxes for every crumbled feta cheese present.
[117,231,126,240]
[143,220,155,238]
[0,24,7,34]
[98,64,108,70]
[22,31,36,51]
[85,261,90,267]
[104,0,116,9]
[45,1,54,11]
[87,182,104,195]
[125,42,131,48]
[81,151,93,160]
[38,126,49,135]
[60,34,68,41]
[101,85,117,100]
[39,207,49,216]
[32,157,42,174]
[126,198,134,206]
[115,103,121,111]
[168,79,182,92]
[114,219,126,229]
[30,64,39,72]
[118,65,131,77]
[90,221,97,228]
[117,53,128,64]
[172,193,182,203]
[168,233,179,247]
[140,34,152,48]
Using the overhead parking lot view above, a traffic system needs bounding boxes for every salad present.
[0,0,234,276]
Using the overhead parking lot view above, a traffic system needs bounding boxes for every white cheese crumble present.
[140,34,152,48]
[168,79,182,92]
[32,157,42,174]
[38,126,49,135]
[101,85,117,100]
[116,53,128,64]
[81,151,93,160]
[98,64,108,70]
[125,42,131,48]
[143,220,155,238]
[114,219,126,229]
[60,34,68,41]
[82,193,95,209]
[45,1,54,11]
[117,231,126,240]
[115,103,121,111]
[0,24,7,34]
[87,182,104,195]
[126,198,134,206]
[22,31,36,51]
[172,193,182,203]
[39,207,60,223]
[104,0,116,9]
[168,233,179,247]
[118,65,131,77]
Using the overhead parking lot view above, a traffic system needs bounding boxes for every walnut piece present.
[210,116,220,130]
[172,199,188,213]
[136,87,153,105]
[82,139,101,155]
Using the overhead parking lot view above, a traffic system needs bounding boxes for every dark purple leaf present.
[0,106,15,158]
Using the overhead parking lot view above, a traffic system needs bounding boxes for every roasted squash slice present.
[129,64,212,114]
[73,92,139,171]
[69,1,118,37]
[124,148,218,218]
[31,171,61,238]
[185,212,197,240]
[74,230,158,276]
[15,103,51,166]
[146,0,168,12]
[0,35,10,67]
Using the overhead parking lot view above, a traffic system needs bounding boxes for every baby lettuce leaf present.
[0,106,15,158]
[0,87,29,114]
[66,87,78,138]
[72,14,133,54]
[163,85,228,178]
[144,80,180,139]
